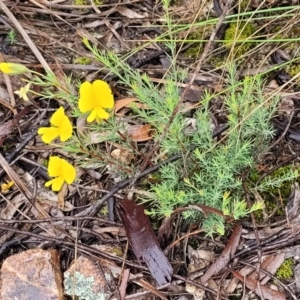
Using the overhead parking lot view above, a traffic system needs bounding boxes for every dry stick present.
[0,1,52,73]
[139,0,234,172]
[28,0,76,29]
[0,216,121,226]
[236,228,291,258]
[242,181,264,300]
[173,274,229,300]
[0,153,75,238]
[0,224,148,270]
[0,120,48,180]
[268,111,295,150]
[238,260,298,300]
[76,152,184,217]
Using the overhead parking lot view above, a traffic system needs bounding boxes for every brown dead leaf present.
[111,148,134,165]
[226,264,254,294]
[114,97,138,113]
[188,246,215,273]
[231,270,286,300]
[57,183,67,210]
[279,96,294,116]
[117,199,173,285]
[92,226,126,237]
[249,253,285,285]
[127,124,153,142]
[0,193,25,219]
[201,223,242,283]
[259,253,285,285]
[158,207,187,242]
[226,254,285,294]
[115,7,146,18]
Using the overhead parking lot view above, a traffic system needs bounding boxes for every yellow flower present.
[0,62,30,75]
[14,83,31,101]
[78,80,114,123]
[1,181,14,193]
[45,156,76,191]
[38,107,73,144]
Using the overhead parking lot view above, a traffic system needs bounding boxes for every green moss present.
[224,22,256,57]
[183,25,213,58]
[1,143,12,152]
[74,57,92,65]
[267,166,297,199]
[99,206,108,216]
[73,0,87,4]
[271,26,284,40]
[287,64,300,78]
[239,0,250,11]
[184,44,203,59]
[208,56,225,68]
[251,166,297,222]
[184,32,205,58]
[276,258,293,279]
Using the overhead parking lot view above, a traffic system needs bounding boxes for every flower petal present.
[45,178,55,188]
[50,107,65,127]
[92,80,114,108]
[62,160,76,184]
[24,83,31,92]
[87,109,97,123]
[59,116,73,141]
[96,107,110,120]
[14,83,31,101]
[47,156,63,177]
[38,127,60,144]
[45,176,65,191]
[79,81,95,113]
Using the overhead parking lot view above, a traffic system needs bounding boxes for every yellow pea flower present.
[14,83,31,101]
[0,62,30,75]
[78,80,114,123]
[38,107,73,144]
[45,156,76,191]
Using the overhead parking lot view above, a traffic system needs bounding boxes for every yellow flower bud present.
[0,62,30,75]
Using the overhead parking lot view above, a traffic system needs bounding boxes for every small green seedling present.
[7,30,17,44]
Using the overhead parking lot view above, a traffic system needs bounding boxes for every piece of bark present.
[117,198,173,285]
[0,249,63,300]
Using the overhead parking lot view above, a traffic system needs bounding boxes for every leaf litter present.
[0,0,300,299]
